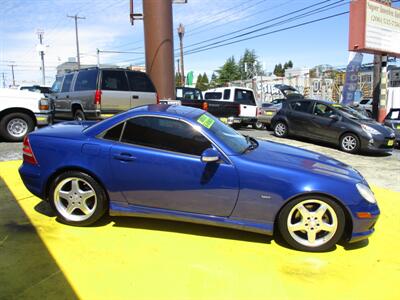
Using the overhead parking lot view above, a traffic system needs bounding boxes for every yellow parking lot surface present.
[0,160,399,300]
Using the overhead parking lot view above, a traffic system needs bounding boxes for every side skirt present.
[109,202,273,235]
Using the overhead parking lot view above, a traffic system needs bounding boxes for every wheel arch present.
[44,166,110,203]
[71,103,84,114]
[0,108,37,127]
[273,192,353,241]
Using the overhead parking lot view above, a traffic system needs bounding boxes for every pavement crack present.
[15,270,61,298]
[0,235,9,246]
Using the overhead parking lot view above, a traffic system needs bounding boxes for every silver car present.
[51,68,158,120]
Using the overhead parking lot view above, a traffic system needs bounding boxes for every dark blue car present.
[19,105,379,252]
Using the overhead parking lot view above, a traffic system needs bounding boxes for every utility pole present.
[37,29,46,85]
[2,72,6,88]
[143,0,175,100]
[178,23,185,86]
[67,14,86,69]
[8,64,15,87]
[96,48,100,67]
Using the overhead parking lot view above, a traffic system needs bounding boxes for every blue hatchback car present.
[19,105,379,252]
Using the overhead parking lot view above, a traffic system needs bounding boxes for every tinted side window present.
[121,117,211,156]
[234,89,256,105]
[223,89,231,100]
[290,101,312,113]
[61,74,74,93]
[313,103,335,118]
[103,123,124,141]
[126,71,155,92]
[204,92,222,100]
[101,70,129,91]
[51,76,63,93]
[74,69,98,91]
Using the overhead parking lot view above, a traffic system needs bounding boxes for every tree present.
[273,63,284,77]
[175,72,182,87]
[195,73,203,90]
[201,72,209,90]
[238,49,264,79]
[216,56,240,85]
[209,72,218,88]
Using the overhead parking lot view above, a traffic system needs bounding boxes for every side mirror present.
[330,114,340,121]
[201,148,220,163]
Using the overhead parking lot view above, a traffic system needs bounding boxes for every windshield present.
[333,104,370,120]
[196,113,249,154]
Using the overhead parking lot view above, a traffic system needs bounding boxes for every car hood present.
[242,140,363,182]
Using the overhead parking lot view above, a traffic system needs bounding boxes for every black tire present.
[277,195,345,252]
[49,171,108,226]
[273,121,288,137]
[0,112,35,142]
[73,109,85,121]
[253,121,265,130]
[339,133,360,154]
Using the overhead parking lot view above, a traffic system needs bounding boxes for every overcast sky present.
[1,0,399,86]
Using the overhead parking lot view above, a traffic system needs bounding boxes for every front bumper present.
[35,113,51,126]
[361,134,395,152]
[348,202,380,243]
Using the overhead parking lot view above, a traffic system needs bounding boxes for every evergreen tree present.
[273,63,284,77]
[209,72,218,88]
[239,49,264,79]
[195,73,203,90]
[216,56,240,85]
[201,72,209,91]
[175,72,182,87]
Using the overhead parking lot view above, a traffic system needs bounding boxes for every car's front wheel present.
[340,133,360,154]
[49,171,108,226]
[277,196,345,252]
[274,121,288,137]
[0,112,35,142]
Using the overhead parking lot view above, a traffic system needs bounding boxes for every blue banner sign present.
[341,52,363,105]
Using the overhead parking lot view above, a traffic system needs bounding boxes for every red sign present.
[349,0,400,57]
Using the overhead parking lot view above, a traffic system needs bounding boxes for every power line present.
[184,0,339,50]
[185,11,349,56]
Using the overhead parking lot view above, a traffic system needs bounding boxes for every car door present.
[286,100,313,137]
[126,71,157,108]
[100,70,131,114]
[54,73,74,119]
[108,116,239,216]
[309,102,343,142]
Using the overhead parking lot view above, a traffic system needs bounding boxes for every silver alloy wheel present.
[342,135,357,151]
[53,177,97,222]
[255,121,264,129]
[275,123,286,136]
[287,199,338,248]
[7,118,28,138]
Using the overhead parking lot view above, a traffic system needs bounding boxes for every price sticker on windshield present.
[197,114,215,129]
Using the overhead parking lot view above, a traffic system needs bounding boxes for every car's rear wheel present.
[277,196,345,252]
[0,112,35,142]
[274,121,288,137]
[49,171,108,226]
[340,133,360,154]
[253,121,265,130]
[74,109,85,121]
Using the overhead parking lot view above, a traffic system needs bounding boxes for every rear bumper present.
[240,117,257,125]
[18,164,44,199]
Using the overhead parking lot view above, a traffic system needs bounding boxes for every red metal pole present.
[143,0,175,100]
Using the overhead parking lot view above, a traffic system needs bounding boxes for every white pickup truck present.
[0,88,51,141]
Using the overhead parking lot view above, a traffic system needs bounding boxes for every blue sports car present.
[19,105,379,252]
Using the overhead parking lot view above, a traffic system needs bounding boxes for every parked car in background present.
[384,108,400,147]
[50,67,158,121]
[271,99,396,154]
[258,85,303,128]
[18,85,52,95]
[19,104,379,252]
[178,86,257,127]
[0,88,51,141]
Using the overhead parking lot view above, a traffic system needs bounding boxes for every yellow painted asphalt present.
[0,160,399,300]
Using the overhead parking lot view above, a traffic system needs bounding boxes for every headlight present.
[361,124,380,136]
[356,183,376,204]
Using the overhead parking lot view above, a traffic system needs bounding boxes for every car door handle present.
[113,153,136,162]
[132,95,139,99]
[66,95,69,99]
[243,106,247,108]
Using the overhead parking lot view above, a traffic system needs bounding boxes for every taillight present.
[94,90,102,105]
[202,102,209,111]
[39,99,49,111]
[238,104,241,116]
[23,136,38,165]
[156,93,160,104]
